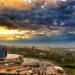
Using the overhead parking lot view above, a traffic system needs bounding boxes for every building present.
[5,54,23,64]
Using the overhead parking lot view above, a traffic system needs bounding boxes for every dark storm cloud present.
[0,0,75,29]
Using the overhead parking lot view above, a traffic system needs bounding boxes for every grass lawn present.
[64,68,75,75]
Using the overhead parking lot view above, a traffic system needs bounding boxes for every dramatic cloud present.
[0,0,75,44]
[0,0,75,28]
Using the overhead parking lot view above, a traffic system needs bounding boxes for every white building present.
[4,54,23,64]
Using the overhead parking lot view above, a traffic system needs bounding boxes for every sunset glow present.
[0,26,33,40]
[0,0,32,10]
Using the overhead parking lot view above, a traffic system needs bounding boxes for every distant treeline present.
[6,47,75,62]
[2,46,75,68]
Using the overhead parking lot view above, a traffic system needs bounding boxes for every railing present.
[0,73,69,75]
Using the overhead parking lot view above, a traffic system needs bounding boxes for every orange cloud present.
[0,0,32,10]
[0,0,58,10]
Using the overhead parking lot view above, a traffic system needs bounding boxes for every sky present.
[0,0,75,47]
